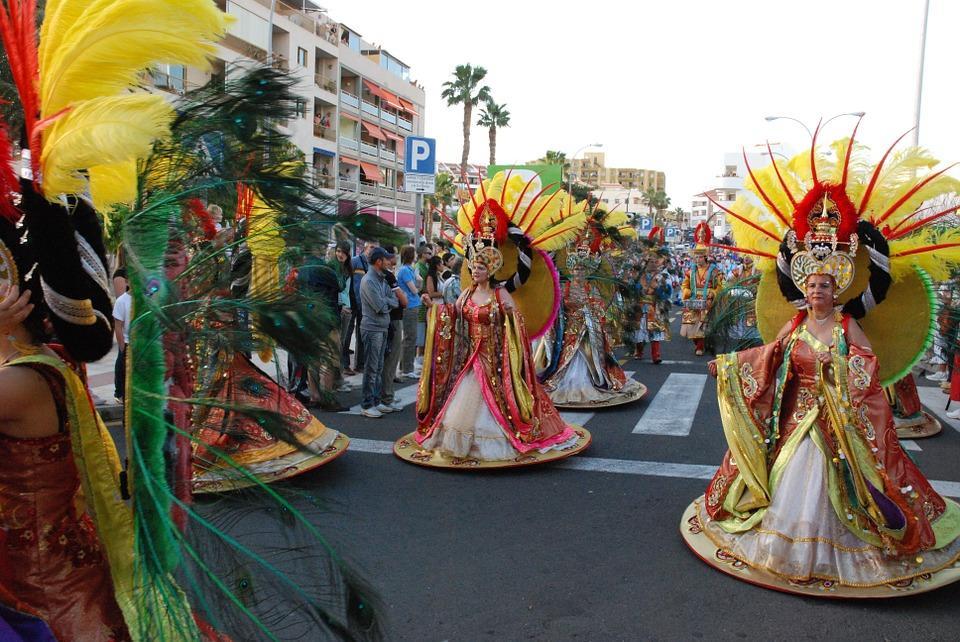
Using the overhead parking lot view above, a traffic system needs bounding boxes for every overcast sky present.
[328,0,958,207]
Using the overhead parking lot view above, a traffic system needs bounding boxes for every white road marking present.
[632,373,707,436]
[917,386,960,434]
[900,440,922,452]
[658,360,696,365]
[557,371,635,427]
[345,439,960,498]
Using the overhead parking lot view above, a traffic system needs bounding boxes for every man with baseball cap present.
[359,245,402,417]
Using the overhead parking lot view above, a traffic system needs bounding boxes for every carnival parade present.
[1,0,960,640]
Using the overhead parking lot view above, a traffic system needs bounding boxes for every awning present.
[379,88,403,111]
[383,130,404,143]
[362,79,384,100]
[340,156,360,166]
[359,161,383,182]
[340,112,360,123]
[398,98,419,115]
[313,147,336,157]
[361,121,386,141]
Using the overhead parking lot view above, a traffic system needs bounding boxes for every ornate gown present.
[416,287,576,460]
[680,263,721,339]
[0,354,129,641]
[539,280,642,405]
[699,313,960,586]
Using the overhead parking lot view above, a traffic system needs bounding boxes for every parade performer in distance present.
[681,120,960,598]
[538,205,646,407]
[395,171,592,468]
[632,227,673,363]
[681,223,722,356]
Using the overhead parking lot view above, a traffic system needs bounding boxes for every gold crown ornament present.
[786,193,858,293]
[466,204,504,274]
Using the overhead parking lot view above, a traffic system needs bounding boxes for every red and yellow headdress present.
[706,117,960,383]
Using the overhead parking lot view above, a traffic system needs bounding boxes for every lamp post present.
[567,143,603,196]
[764,112,865,138]
[913,0,930,147]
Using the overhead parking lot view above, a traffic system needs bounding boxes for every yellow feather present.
[889,227,960,282]
[40,0,229,117]
[725,196,778,272]
[531,211,588,251]
[88,160,137,213]
[41,94,174,200]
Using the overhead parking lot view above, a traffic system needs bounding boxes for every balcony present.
[340,137,359,151]
[361,100,379,117]
[315,74,337,94]
[380,148,396,162]
[313,125,336,142]
[312,173,335,189]
[340,91,359,109]
[379,186,397,199]
[339,179,359,193]
[360,181,379,197]
[398,116,413,131]
[381,110,397,125]
[360,141,379,157]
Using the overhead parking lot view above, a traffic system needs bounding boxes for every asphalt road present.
[98,313,953,640]
[253,314,960,641]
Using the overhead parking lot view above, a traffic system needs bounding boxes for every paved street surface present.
[91,316,960,640]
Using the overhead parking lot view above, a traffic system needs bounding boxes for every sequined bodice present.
[464,296,496,345]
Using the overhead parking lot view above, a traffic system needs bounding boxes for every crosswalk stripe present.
[900,440,922,452]
[632,372,707,436]
[344,438,960,497]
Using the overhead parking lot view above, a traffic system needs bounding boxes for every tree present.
[477,100,510,166]
[424,172,457,241]
[441,64,491,176]
[534,150,571,182]
[642,188,672,227]
[671,206,688,229]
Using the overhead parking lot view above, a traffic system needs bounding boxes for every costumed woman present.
[395,171,592,468]
[537,204,646,406]
[631,227,673,363]
[681,224,722,356]
[681,121,960,597]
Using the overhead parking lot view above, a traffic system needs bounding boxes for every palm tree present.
[671,206,688,229]
[643,188,672,227]
[425,172,457,241]
[535,150,570,182]
[441,64,491,176]
[477,100,510,166]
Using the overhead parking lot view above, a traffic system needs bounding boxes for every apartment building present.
[568,152,666,192]
[150,0,426,232]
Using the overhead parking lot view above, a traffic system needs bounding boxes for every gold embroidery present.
[708,474,728,507]
[857,404,876,440]
[792,387,816,423]
[740,363,759,399]
[849,355,870,390]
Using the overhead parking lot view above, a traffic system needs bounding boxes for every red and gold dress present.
[698,313,960,586]
[680,262,721,352]
[416,287,576,460]
[0,357,129,641]
[539,280,644,406]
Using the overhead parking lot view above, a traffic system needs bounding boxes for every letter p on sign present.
[404,136,436,175]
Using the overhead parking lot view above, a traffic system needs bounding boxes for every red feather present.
[236,184,255,221]
[792,182,858,241]
[890,241,960,258]
[472,198,509,243]
[858,128,914,218]
[887,204,960,240]
[873,162,959,228]
[0,0,39,177]
[743,147,789,228]
[809,118,822,184]
[518,184,561,236]
[704,194,781,242]
[766,141,797,208]
[186,198,217,240]
[840,114,864,188]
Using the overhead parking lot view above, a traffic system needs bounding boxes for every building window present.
[295,99,307,119]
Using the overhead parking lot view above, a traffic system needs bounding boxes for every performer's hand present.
[707,360,718,378]
[816,350,832,365]
[0,284,34,334]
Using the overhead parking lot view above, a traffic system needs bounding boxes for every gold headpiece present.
[786,193,858,293]
[466,205,504,273]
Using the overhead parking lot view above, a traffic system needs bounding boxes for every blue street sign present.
[638,217,652,231]
[666,227,679,237]
[404,136,436,175]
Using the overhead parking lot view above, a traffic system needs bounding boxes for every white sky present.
[327,0,958,207]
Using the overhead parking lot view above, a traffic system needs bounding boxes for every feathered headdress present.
[565,200,636,272]
[448,170,588,337]
[709,117,960,383]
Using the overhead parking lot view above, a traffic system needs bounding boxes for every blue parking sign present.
[404,137,436,175]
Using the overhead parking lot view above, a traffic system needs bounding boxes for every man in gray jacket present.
[359,246,402,417]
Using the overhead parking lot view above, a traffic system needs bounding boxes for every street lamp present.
[913,0,931,146]
[567,143,603,196]
[764,112,865,139]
